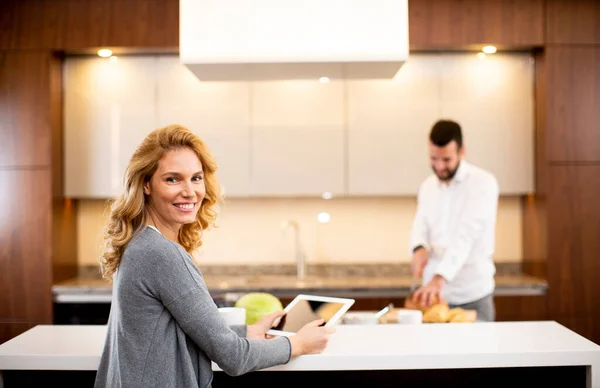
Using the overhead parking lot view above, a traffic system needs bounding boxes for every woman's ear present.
[143,181,151,196]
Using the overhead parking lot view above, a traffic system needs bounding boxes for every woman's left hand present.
[246,310,286,340]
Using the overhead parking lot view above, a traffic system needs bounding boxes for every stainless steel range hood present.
[179,0,409,81]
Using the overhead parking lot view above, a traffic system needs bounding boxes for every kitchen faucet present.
[280,220,307,280]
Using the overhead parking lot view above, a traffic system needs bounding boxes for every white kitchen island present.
[0,321,599,387]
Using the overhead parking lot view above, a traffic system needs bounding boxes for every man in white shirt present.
[409,119,499,321]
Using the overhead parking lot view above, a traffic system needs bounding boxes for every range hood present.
[179,0,409,81]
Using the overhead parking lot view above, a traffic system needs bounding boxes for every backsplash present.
[77,196,523,266]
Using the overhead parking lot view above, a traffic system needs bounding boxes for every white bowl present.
[342,312,379,325]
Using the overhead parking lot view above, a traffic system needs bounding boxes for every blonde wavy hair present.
[99,124,221,281]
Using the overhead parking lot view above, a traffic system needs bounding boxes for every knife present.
[410,276,419,293]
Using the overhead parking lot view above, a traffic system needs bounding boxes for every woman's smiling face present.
[144,147,205,233]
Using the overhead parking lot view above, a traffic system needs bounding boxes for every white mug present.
[218,307,246,326]
[397,309,423,324]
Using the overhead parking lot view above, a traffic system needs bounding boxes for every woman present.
[94,124,334,388]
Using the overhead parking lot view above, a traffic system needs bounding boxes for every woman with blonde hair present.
[94,124,334,388]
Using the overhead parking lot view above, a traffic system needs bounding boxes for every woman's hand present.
[288,318,336,357]
[246,311,286,340]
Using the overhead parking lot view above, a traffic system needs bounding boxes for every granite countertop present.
[52,263,548,302]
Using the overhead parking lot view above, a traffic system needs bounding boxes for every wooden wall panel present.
[546,166,600,319]
[546,47,600,162]
[50,53,79,284]
[52,198,79,284]
[408,0,545,49]
[0,51,52,167]
[0,322,40,347]
[0,0,179,50]
[521,195,547,279]
[50,54,64,199]
[554,317,600,345]
[546,0,600,45]
[0,170,53,344]
[533,51,547,195]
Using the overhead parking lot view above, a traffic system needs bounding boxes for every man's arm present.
[434,177,499,282]
[409,183,430,255]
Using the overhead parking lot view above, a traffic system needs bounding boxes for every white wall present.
[76,196,523,266]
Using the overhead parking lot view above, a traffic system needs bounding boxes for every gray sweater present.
[94,226,291,388]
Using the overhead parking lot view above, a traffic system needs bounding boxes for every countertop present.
[1,322,599,385]
[51,273,548,302]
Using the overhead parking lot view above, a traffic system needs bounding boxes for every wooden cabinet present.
[156,56,252,197]
[0,52,52,167]
[546,47,600,162]
[249,80,346,196]
[546,0,600,45]
[408,0,544,49]
[0,170,53,336]
[547,165,600,318]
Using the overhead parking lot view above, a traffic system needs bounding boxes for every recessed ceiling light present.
[319,76,330,83]
[482,45,497,54]
[97,49,113,58]
[322,192,333,200]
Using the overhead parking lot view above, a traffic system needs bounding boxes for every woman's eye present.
[193,175,204,182]
[166,177,177,183]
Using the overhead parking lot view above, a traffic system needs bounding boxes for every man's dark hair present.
[429,120,463,148]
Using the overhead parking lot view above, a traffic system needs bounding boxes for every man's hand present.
[246,311,286,340]
[412,275,446,308]
[411,247,429,278]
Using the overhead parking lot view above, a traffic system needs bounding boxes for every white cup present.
[218,307,246,326]
[397,309,423,324]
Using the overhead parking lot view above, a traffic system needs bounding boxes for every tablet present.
[266,294,355,337]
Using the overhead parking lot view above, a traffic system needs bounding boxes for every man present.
[409,119,499,321]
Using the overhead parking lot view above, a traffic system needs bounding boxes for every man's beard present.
[433,163,460,182]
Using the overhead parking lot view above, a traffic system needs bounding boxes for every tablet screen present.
[272,299,349,333]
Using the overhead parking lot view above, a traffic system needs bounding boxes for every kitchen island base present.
[1,322,599,387]
[0,366,589,388]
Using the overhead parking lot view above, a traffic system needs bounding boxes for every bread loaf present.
[449,309,477,323]
[422,303,450,323]
[404,293,441,312]
[446,308,465,321]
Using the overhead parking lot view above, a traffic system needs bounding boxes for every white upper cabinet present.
[155,56,251,197]
[439,53,535,194]
[346,54,441,195]
[64,56,157,198]
[63,53,535,198]
[249,80,346,196]
[347,52,534,195]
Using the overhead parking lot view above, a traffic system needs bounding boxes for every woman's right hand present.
[289,318,335,357]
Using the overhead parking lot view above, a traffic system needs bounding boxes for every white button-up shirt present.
[409,160,499,305]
